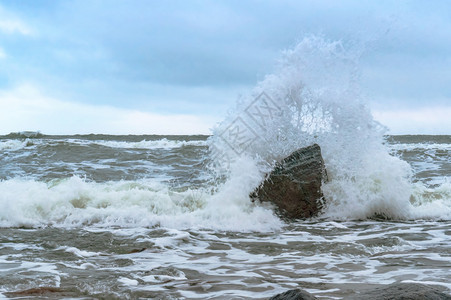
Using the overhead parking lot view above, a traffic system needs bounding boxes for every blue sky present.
[0,0,450,134]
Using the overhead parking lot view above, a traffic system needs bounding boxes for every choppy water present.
[0,133,450,299]
[1,37,450,299]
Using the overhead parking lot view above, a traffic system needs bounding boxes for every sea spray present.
[208,36,424,220]
[1,38,450,231]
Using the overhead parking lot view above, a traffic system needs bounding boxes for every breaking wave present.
[1,36,450,230]
[0,139,33,151]
[208,36,451,220]
[0,175,281,231]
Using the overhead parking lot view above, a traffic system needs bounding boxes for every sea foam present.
[93,138,207,150]
[208,36,450,221]
[1,37,450,230]
[0,175,281,231]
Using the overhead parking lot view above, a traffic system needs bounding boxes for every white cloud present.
[0,85,217,135]
[0,5,33,35]
[372,106,451,135]
[0,19,32,35]
[0,47,5,59]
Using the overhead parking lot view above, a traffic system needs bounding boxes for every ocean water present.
[0,133,449,299]
[1,37,450,299]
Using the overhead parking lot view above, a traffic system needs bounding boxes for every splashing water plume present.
[209,36,448,220]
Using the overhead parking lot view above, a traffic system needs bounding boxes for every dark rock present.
[250,144,327,219]
[269,288,318,300]
[350,283,451,300]
[129,247,147,253]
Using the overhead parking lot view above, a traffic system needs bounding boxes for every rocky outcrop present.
[350,283,451,300]
[269,288,318,300]
[250,144,327,219]
[270,283,451,300]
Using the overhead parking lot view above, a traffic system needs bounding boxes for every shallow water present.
[1,221,450,299]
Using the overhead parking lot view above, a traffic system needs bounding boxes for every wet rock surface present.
[269,288,318,300]
[270,283,451,300]
[349,283,451,300]
[251,144,327,219]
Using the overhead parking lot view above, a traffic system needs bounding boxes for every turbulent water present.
[1,37,450,299]
[0,133,449,299]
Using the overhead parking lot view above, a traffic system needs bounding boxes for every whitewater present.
[0,37,450,299]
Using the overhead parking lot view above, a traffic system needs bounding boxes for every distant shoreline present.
[1,132,449,139]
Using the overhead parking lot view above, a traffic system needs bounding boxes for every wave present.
[93,138,207,150]
[0,137,207,152]
[0,175,449,230]
[0,175,282,231]
[3,131,43,139]
[389,143,451,152]
[207,36,451,221]
[0,139,34,151]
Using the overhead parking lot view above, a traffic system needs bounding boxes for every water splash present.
[1,37,449,230]
[209,36,450,220]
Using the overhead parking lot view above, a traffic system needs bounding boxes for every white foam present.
[56,246,100,258]
[0,139,31,151]
[118,277,138,286]
[0,175,282,231]
[93,138,206,150]
[208,36,450,221]
[409,182,451,219]
[80,263,97,269]
[389,143,451,152]
[0,243,44,251]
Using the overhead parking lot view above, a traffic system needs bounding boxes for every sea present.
[1,37,450,299]
[0,132,449,299]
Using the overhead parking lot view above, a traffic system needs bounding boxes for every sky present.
[0,0,450,135]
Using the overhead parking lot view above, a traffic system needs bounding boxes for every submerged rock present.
[250,144,327,219]
[4,287,65,296]
[269,288,318,300]
[350,283,451,300]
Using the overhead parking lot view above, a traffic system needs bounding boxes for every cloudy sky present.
[0,0,450,135]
